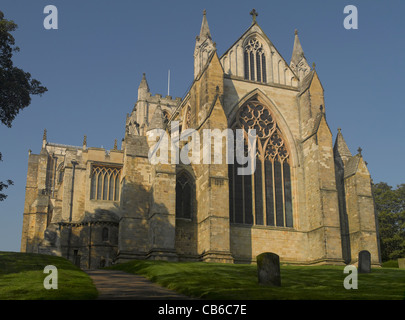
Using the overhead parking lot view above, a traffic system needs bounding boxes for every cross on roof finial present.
[250,9,258,23]
[358,147,362,155]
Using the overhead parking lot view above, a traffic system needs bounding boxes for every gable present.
[219,23,298,88]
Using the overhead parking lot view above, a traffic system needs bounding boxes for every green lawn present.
[0,251,98,300]
[107,260,405,300]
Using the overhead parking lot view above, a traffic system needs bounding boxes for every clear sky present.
[0,0,404,252]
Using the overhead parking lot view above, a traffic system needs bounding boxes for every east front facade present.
[20,10,381,269]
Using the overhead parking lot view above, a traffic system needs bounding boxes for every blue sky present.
[0,0,404,252]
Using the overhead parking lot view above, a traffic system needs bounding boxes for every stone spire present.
[290,29,311,79]
[194,10,216,78]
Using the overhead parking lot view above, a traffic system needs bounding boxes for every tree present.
[0,11,47,201]
[372,182,405,261]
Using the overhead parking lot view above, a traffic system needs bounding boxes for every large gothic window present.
[244,38,267,83]
[176,171,193,219]
[90,166,121,201]
[229,99,293,227]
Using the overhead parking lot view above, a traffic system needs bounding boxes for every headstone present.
[398,258,405,269]
[256,252,281,286]
[358,250,371,273]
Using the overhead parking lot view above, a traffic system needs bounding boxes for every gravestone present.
[358,250,371,273]
[398,258,405,269]
[256,252,281,287]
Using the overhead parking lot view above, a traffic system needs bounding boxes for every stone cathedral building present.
[21,10,380,269]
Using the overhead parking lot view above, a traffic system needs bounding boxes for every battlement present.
[139,92,182,107]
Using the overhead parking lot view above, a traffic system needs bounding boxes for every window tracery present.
[90,166,121,201]
[229,99,293,227]
[244,38,267,83]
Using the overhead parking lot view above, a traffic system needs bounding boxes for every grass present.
[0,251,98,300]
[107,260,405,300]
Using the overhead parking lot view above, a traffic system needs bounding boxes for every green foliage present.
[0,11,47,127]
[381,260,399,268]
[0,252,98,300]
[107,260,405,300]
[372,182,405,261]
[0,11,47,201]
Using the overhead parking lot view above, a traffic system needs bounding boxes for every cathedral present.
[21,10,381,269]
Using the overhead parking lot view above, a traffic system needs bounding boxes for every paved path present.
[86,269,191,300]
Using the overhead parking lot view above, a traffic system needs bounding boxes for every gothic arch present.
[227,88,299,168]
[241,32,272,57]
[242,33,270,83]
[175,169,196,220]
[227,90,300,229]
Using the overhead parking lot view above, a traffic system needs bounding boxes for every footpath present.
[86,269,191,300]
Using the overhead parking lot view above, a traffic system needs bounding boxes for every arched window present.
[163,110,171,124]
[244,38,267,83]
[176,171,193,219]
[229,99,293,227]
[102,227,109,242]
[90,166,122,201]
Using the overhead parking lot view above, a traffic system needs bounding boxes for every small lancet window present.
[102,227,109,242]
[175,172,194,219]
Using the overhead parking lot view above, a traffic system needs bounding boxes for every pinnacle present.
[139,73,150,92]
[334,128,352,160]
[198,9,211,40]
[291,30,305,66]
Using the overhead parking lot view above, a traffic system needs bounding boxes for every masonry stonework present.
[21,11,381,268]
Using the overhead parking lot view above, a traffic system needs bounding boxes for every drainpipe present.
[66,160,78,261]
[88,222,92,269]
